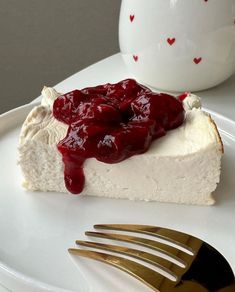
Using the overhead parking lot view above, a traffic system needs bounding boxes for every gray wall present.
[0,0,121,113]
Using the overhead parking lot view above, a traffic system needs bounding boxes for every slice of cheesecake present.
[18,85,223,205]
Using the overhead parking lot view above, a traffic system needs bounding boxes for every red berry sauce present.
[53,79,185,194]
[178,92,189,102]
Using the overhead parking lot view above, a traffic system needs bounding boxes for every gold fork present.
[68,224,235,291]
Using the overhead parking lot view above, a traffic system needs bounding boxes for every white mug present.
[119,0,235,92]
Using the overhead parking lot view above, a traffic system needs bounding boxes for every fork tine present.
[76,240,183,278]
[94,224,202,253]
[68,248,175,292]
[85,231,189,266]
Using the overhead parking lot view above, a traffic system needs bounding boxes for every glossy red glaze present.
[178,92,189,101]
[53,79,185,194]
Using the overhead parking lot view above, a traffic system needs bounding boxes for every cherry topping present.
[178,92,189,102]
[53,79,185,194]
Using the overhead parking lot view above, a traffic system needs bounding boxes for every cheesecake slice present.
[18,83,223,205]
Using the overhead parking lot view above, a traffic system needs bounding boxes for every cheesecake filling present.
[52,79,185,194]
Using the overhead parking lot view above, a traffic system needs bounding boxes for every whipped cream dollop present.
[41,86,61,109]
[182,93,202,110]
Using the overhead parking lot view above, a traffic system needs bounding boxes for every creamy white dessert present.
[18,87,223,205]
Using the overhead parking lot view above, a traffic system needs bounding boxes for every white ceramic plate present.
[0,104,235,292]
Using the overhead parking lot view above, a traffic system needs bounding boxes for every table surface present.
[32,53,235,121]
[1,53,235,291]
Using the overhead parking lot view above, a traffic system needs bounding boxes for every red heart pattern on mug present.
[193,57,202,64]
[167,38,176,46]
[130,15,135,22]
[129,1,211,66]
[133,55,138,62]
